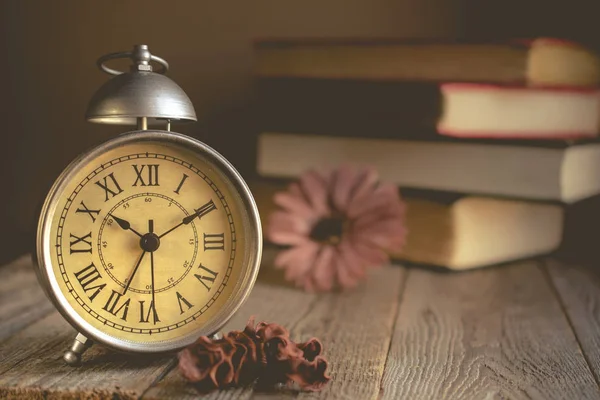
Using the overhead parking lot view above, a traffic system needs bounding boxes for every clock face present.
[37,132,261,351]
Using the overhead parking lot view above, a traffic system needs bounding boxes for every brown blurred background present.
[1,0,598,263]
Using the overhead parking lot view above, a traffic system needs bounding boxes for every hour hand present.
[158,200,216,239]
[183,199,217,225]
[111,214,143,237]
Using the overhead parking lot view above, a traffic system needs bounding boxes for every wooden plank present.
[381,260,600,400]
[546,258,600,384]
[292,266,405,400]
[0,312,174,399]
[0,254,55,341]
[144,253,405,400]
[143,275,319,400]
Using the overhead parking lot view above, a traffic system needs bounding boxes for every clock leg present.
[63,332,93,366]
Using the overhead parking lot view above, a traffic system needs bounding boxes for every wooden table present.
[1,250,600,399]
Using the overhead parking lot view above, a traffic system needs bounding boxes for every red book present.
[437,83,600,139]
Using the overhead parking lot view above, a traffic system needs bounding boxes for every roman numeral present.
[203,233,224,251]
[139,300,160,324]
[95,172,124,202]
[75,201,100,223]
[176,291,194,314]
[174,173,189,194]
[102,290,130,321]
[69,232,92,254]
[195,200,217,219]
[73,263,106,301]
[132,164,160,187]
[194,264,218,291]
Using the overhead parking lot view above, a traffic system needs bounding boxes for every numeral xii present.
[132,164,160,187]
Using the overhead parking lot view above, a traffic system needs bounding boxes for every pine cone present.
[178,316,331,393]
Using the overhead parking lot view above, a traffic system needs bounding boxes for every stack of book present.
[252,38,600,270]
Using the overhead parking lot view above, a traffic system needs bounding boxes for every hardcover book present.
[255,37,600,87]
[252,181,564,270]
[257,132,600,204]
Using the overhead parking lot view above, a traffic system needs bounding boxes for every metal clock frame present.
[36,130,262,357]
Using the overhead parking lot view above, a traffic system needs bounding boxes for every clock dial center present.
[98,192,199,295]
[140,233,160,252]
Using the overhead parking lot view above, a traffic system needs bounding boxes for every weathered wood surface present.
[546,258,600,384]
[144,262,406,400]
[381,260,600,400]
[0,312,174,399]
[0,255,55,341]
[2,253,600,399]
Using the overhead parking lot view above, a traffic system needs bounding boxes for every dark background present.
[1,0,599,263]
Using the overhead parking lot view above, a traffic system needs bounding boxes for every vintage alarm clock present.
[35,45,262,365]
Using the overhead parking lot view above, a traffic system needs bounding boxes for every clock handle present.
[97,44,169,76]
[64,332,93,366]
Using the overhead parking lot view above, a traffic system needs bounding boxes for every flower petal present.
[267,211,311,239]
[299,170,330,217]
[337,240,367,280]
[334,252,359,290]
[350,236,390,268]
[331,164,357,212]
[267,229,310,246]
[274,185,318,220]
[274,244,312,269]
[347,166,379,205]
[311,245,336,291]
[347,183,397,219]
[282,242,320,282]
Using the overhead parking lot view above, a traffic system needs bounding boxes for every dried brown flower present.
[178,316,331,393]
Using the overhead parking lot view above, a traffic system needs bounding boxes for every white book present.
[257,132,600,203]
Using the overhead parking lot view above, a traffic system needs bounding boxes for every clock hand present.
[122,250,146,295]
[149,219,158,325]
[158,200,216,239]
[111,214,143,238]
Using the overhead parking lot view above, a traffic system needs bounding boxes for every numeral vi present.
[139,300,160,324]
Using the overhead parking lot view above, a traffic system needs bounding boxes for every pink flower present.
[267,165,407,291]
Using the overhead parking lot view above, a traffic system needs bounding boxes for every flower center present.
[310,216,345,245]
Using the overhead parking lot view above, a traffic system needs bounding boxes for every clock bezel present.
[35,130,262,354]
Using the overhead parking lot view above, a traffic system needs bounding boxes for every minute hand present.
[158,199,216,239]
